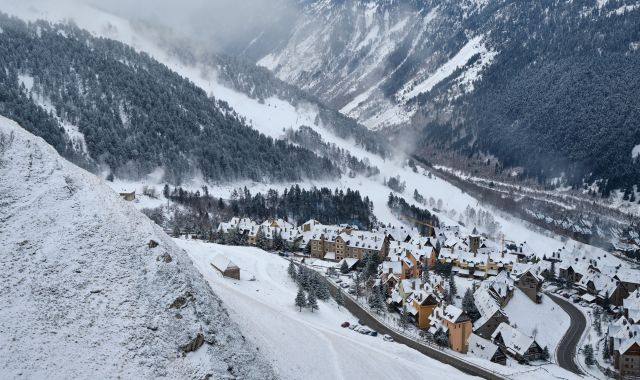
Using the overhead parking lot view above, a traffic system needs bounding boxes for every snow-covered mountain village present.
[167,211,639,379]
[2,0,640,379]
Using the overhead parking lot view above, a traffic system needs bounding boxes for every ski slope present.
[176,239,478,380]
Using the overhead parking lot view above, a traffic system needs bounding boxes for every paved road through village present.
[547,292,587,376]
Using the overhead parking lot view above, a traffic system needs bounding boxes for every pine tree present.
[307,289,318,312]
[316,279,331,301]
[340,260,349,274]
[421,260,430,283]
[434,328,449,348]
[304,242,311,256]
[602,339,610,361]
[593,315,602,336]
[399,304,409,329]
[256,227,267,249]
[449,272,457,300]
[335,288,344,310]
[584,344,594,366]
[542,346,550,361]
[295,287,307,312]
[369,286,385,314]
[288,260,297,280]
[298,266,308,289]
[354,271,362,299]
[462,288,480,322]
[273,230,284,251]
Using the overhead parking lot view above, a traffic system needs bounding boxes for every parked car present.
[341,322,350,328]
[340,283,349,289]
[349,324,358,330]
[562,293,571,299]
[383,334,394,342]
[348,288,356,294]
[572,296,581,303]
[335,279,342,284]
[369,331,378,337]
[358,320,365,325]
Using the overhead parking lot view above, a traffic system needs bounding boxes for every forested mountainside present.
[247,0,640,196]
[0,14,338,184]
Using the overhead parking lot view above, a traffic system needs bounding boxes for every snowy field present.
[176,238,479,380]
[504,289,571,361]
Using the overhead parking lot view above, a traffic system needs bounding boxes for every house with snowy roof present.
[616,339,640,377]
[210,254,240,280]
[608,315,640,376]
[428,304,472,353]
[473,286,510,339]
[511,265,543,303]
[614,269,640,293]
[467,333,507,365]
[624,289,640,324]
[491,323,544,362]
[577,268,628,306]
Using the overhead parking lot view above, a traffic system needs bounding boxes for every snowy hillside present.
[0,116,275,379]
[176,239,477,380]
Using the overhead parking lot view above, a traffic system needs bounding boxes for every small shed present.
[119,190,136,201]
[211,255,240,280]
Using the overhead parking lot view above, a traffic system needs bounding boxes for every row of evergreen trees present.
[387,193,440,235]
[162,184,377,237]
[289,262,334,312]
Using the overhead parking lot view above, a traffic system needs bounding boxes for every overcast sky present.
[87,0,296,55]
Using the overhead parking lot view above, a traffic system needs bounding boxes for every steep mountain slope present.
[255,0,640,193]
[0,116,276,379]
[0,13,338,184]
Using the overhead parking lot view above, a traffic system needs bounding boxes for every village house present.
[558,262,589,284]
[119,190,136,201]
[624,289,640,324]
[210,254,240,280]
[512,265,543,303]
[467,333,507,365]
[614,269,640,293]
[608,317,640,358]
[399,280,440,329]
[577,268,628,306]
[491,323,544,363]
[428,304,473,353]
[617,339,640,378]
[480,271,515,307]
[473,286,510,339]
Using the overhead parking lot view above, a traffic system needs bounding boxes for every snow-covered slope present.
[177,239,477,380]
[0,116,275,379]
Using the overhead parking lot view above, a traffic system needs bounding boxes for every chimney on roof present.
[412,281,416,290]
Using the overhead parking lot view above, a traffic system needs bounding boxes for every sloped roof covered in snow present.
[211,254,239,272]
[468,333,501,361]
[491,323,536,357]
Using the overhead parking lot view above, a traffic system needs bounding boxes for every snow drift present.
[0,116,275,379]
